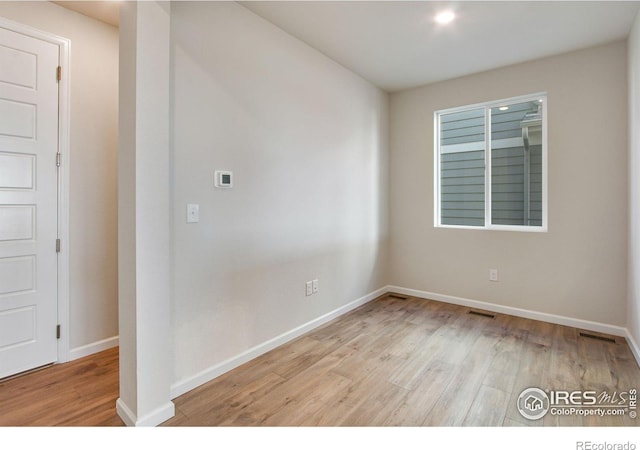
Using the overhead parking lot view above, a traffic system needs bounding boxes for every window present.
[434,93,547,231]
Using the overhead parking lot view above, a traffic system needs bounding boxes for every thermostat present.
[214,170,233,188]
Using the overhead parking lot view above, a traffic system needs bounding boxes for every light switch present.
[187,203,199,223]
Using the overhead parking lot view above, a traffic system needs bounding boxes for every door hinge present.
[56,238,61,253]
[56,325,61,339]
[56,66,62,82]
[56,153,61,167]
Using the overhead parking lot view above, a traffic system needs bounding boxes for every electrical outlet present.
[305,281,313,296]
[489,269,499,282]
[312,279,319,294]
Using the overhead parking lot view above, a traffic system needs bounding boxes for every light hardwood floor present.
[0,344,122,426]
[1,294,639,426]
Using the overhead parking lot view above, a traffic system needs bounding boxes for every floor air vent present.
[579,332,616,344]
[388,294,408,300]
[468,310,495,319]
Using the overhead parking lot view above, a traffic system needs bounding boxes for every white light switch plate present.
[187,203,199,223]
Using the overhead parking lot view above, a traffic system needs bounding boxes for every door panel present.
[0,306,35,349]
[0,43,37,89]
[0,152,35,189]
[0,98,36,139]
[0,255,35,296]
[0,205,35,241]
[0,25,59,379]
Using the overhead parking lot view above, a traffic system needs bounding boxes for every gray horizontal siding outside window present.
[441,150,485,226]
[491,145,542,226]
[437,97,544,229]
[440,108,485,226]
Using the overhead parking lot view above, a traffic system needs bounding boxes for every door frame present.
[0,17,71,364]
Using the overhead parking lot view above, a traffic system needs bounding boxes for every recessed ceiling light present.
[435,10,455,25]
[499,106,509,111]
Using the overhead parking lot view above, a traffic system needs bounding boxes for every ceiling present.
[53,1,120,27]
[53,1,640,92]
[241,1,640,91]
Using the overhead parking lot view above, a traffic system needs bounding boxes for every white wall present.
[628,12,640,357]
[389,41,628,326]
[170,2,389,385]
[0,2,119,353]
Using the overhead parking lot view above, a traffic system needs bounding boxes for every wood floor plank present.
[545,325,583,391]
[261,371,353,426]
[340,378,409,426]
[526,319,555,348]
[162,408,191,427]
[503,339,551,426]
[422,331,502,426]
[424,312,487,366]
[481,326,527,394]
[387,347,434,390]
[463,385,510,426]
[0,347,122,426]
[174,371,287,423]
[576,333,615,390]
[384,359,456,426]
[301,362,403,426]
[216,373,298,426]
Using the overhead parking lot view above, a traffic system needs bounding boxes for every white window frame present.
[434,93,548,232]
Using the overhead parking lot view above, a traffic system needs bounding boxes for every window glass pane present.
[439,108,485,226]
[490,100,543,227]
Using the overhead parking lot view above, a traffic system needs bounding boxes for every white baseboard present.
[625,329,640,368]
[115,398,136,426]
[170,286,387,399]
[116,397,175,427]
[69,335,119,361]
[387,285,628,337]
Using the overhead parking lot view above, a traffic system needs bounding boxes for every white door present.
[0,25,60,379]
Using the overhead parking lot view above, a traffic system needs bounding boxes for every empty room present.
[1,0,640,443]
